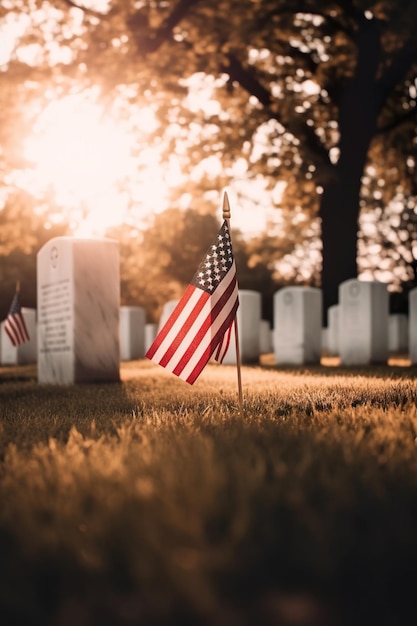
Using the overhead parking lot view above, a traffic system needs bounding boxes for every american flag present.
[146,220,239,384]
[3,289,30,347]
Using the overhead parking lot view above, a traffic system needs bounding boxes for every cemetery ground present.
[2,359,417,626]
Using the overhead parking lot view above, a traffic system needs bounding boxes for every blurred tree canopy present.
[1,0,417,323]
[0,190,70,320]
[109,208,286,323]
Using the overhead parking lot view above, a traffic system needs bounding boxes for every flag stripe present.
[146,285,197,359]
[184,298,239,384]
[16,314,30,342]
[164,265,237,378]
[173,276,238,381]
[3,290,30,348]
[4,313,30,346]
[159,289,210,367]
[4,323,19,347]
[146,218,239,385]
[146,287,210,364]
[214,320,233,363]
[163,293,212,373]
[149,261,237,375]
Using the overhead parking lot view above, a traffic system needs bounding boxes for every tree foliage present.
[0,192,70,320]
[1,0,417,323]
[110,208,281,323]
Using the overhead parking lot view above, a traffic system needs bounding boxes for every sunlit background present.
[1,0,417,322]
[21,92,168,236]
[10,87,285,239]
[0,2,317,244]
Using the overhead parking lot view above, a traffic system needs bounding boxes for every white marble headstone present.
[388,314,408,354]
[321,327,329,355]
[1,320,19,365]
[259,320,273,354]
[222,290,261,364]
[0,308,37,365]
[120,306,146,361]
[338,280,388,366]
[327,304,340,356]
[409,288,417,363]
[37,237,120,384]
[145,323,158,353]
[273,287,322,365]
[158,300,179,333]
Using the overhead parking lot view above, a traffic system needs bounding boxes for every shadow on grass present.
[2,360,417,624]
[0,365,137,458]
[259,353,417,380]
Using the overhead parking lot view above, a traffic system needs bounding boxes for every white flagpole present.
[222,191,244,416]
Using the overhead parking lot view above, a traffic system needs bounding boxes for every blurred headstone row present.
[1,237,415,383]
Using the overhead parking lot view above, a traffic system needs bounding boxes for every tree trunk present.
[319,15,381,326]
[320,173,361,326]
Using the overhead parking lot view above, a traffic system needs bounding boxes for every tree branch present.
[376,39,417,108]
[222,53,332,171]
[377,103,417,135]
[60,0,105,16]
[128,0,202,55]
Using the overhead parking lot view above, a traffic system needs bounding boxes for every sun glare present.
[17,85,285,241]
[23,93,168,236]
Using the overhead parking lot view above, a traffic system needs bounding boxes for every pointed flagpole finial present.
[222,191,231,220]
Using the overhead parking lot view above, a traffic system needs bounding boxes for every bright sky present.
[6,86,285,239]
[0,2,289,239]
[1,1,412,293]
[19,91,176,236]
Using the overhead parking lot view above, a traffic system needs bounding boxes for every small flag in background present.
[4,288,30,347]
[146,219,239,384]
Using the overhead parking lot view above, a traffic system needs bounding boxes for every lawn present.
[1,359,417,626]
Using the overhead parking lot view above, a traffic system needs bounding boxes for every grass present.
[2,358,417,625]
